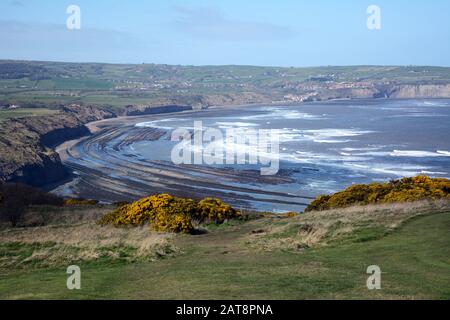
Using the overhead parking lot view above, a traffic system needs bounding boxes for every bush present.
[0,183,63,226]
[196,198,241,224]
[152,212,193,233]
[285,212,298,218]
[98,194,240,233]
[64,198,99,206]
[98,194,196,233]
[305,176,450,212]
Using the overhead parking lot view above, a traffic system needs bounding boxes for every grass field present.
[0,201,449,300]
[0,108,58,122]
[1,60,450,108]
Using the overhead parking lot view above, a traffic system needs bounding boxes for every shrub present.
[98,205,130,226]
[98,194,240,233]
[0,183,63,227]
[285,212,298,218]
[113,201,129,207]
[196,198,241,224]
[306,195,331,212]
[64,198,99,206]
[305,176,450,212]
[152,212,193,233]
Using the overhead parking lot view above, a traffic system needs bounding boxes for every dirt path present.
[174,217,276,256]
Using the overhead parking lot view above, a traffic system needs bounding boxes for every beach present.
[52,99,450,212]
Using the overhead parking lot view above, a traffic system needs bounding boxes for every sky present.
[1,0,450,67]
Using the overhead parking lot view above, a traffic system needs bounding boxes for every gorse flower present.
[306,176,450,212]
[64,198,99,206]
[196,198,240,224]
[98,194,240,233]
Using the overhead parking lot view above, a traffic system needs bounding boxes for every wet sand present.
[52,109,312,211]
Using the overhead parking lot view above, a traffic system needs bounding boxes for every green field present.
[0,108,58,122]
[0,202,449,300]
[1,60,450,108]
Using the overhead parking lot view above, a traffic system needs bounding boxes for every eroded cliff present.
[0,105,116,186]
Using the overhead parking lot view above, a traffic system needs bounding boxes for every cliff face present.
[0,102,207,187]
[1,84,450,188]
[316,88,380,100]
[386,84,450,99]
[6,152,67,187]
[124,105,193,116]
[0,119,64,186]
[0,105,116,186]
[293,84,450,101]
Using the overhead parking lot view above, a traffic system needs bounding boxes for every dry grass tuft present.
[0,205,178,269]
[245,199,450,252]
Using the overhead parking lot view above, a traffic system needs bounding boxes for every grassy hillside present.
[0,108,58,122]
[0,200,449,300]
[1,60,450,108]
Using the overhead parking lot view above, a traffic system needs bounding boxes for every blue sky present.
[1,0,449,67]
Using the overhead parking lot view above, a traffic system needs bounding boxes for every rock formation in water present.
[1,82,450,188]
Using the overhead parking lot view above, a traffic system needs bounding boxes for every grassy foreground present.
[0,201,449,300]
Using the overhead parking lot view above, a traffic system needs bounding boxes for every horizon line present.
[1,58,449,70]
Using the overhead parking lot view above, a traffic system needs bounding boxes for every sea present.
[55,99,450,212]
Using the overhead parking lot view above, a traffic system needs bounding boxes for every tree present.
[0,182,63,227]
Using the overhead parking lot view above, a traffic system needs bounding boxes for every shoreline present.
[50,103,314,210]
[49,97,450,209]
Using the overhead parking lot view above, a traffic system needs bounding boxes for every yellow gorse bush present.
[64,198,99,206]
[98,194,240,233]
[305,176,450,212]
[196,198,241,224]
[285,212,298,218]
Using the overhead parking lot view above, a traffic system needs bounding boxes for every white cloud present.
[171,6,295,42]
[0,20,148,62]
[10,1,24,7]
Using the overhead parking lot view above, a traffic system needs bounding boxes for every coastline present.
[50,103,313,211]
[49,97,450,210]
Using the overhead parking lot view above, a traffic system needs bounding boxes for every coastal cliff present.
[1,82,450,187]
[386,84,450,99]
[287,84,450,101]
[0,105,116,186]
[0,104,196,186]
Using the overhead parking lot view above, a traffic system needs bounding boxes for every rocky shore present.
[3,108,183,186]
[51,111,310,210]
[1,82,450,188]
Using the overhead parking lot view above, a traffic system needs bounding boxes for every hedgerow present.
[98,194,240,233]
[305,176,450,212]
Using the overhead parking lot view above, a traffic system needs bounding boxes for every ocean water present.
[131,99,450,211]
[56,99,450,212]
